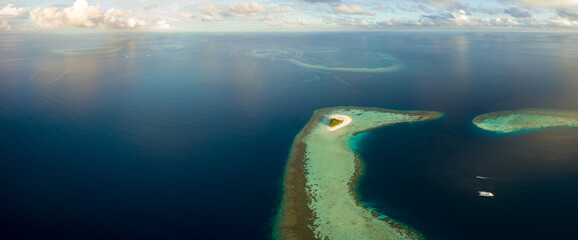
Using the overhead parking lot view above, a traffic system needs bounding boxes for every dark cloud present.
[504,7,532,18]
[557,9,578,20]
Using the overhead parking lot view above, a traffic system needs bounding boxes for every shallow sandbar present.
[473,108,578,133]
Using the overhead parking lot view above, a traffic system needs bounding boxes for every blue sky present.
[0,0,577,31]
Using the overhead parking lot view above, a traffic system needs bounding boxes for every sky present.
[0,0,577,31]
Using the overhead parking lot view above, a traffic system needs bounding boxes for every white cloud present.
[261,15,275,21]
[270,6,294,13]
[0,19,11,30]
[357,18,370,25]
[487,17,520,26]
[516,0,578,8]
[325,16,373,26]
[333,5,375,16]
[201,15,221,22]
[515,0,578,22]
[197,4,223,16]
[396,4,433,13]
[1,0,576,31]
[285,19,310,26]
[29,0,147,29]
[0,4,27,16]
[426,10,473,26]
[415,0,466,10]
[179,12,195,19]
[228,1,266,16]
[380,10,523,27]
[548,16,578,27]
[156,20,170,29]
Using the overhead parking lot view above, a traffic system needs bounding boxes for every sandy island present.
[326,114,353,131]
[275,106,443,240]
[473,108,578,133]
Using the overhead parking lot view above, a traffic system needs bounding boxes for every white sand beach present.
[326,114,353,131]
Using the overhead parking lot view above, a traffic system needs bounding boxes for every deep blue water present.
[1,32,578,239]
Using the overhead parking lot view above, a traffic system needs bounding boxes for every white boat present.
[478,191,494,197]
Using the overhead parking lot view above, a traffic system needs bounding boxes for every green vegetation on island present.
[328,118,345,128]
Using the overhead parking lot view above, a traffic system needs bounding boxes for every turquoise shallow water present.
[1,32,578,239]
[473,109,578,133]
[297,108,440,240]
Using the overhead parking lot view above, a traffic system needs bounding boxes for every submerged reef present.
[473,108,578,133]
[275,107,443,240]
[248,50,404,73]
[53,47,123,56]
[150,44,184,51]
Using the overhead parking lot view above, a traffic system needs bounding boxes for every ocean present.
[1,31,578,239]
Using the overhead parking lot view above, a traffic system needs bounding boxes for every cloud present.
[143,4,158,11]
[414,0,467,10]
[355,18,370,26]
[419,10,474,26]
[504,7,532,18]
[29,0,147,29]
[0,4,27,16]
[260,15,275,21]
[515,0,578,8]
[0,4,29,31]
[285,19,310,26]
[379,18,424,26]
[379,10,524,27]
[179,12,195,19]
[325,16,373,26]
[197,4,223,16]
[228,1,266,16]
[201,15,221,22]
[396,4,433,13]
[270,6,294,13]
[302,0,341,3]
[514,0,578,22]
[0,19,10,30]
[156,20,170,29]
[548,16,578,27]
[333,5,375,16]
[557,9,578,21]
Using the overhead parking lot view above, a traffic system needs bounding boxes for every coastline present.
[473,108,578,133]
[274,110,319,240]
[275,106,443,240]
